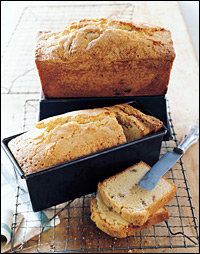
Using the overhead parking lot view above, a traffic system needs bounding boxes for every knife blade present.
[139,124,199,191]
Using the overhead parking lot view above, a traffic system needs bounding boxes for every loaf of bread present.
[35,18,175,98]
[8,108,126,175]
[98,161,176,226]
[91,194,169,238]
[8,104,163,175]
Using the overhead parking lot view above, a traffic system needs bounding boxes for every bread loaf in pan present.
[3,104,166,211]
[8,104,163,175]
[35,18,175,98]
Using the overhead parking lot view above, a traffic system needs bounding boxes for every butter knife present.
[139,124,199,190]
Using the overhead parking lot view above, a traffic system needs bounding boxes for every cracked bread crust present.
[90,198,169,238]
[35,18,175,98]
[98,161,176,226]
[8,105,163,175]
[8,108,126,175]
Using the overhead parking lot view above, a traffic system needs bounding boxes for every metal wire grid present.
[9,99,199,253]
[2,3,134,95]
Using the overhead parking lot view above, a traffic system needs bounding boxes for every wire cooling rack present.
[8,99,198,253]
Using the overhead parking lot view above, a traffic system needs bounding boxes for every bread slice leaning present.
[98,161,176,226]
[107,104,163,141]
[91,195,169,238]
[113,104,163,132]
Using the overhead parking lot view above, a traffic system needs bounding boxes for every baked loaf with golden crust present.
[8,108,126,175]
[35,18,175,98]
[8,104,163,175]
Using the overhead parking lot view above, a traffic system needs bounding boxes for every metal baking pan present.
[39,95,172,140]
[2,102,167,212]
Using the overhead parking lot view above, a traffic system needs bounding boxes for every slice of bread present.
[91,195,169,238]
[106,104,163,141]
[98,161,176,226]
[114,104,163,132]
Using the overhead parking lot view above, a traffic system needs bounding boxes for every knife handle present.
[177,124,199,153]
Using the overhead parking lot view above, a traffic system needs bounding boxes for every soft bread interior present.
[113,104,163,132]
[91,194,169,238]
[107,105,152,141]
[114,114,144,141]
[98,161,176,226]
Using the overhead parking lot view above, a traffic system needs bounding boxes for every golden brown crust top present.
[8,105,164,175]
[35,18,175,66]
[8,108,126,175]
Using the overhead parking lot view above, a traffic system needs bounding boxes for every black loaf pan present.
[39,95,172,140]
[2,101,167,212]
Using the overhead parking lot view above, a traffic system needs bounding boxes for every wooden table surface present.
[1,1,199,253]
